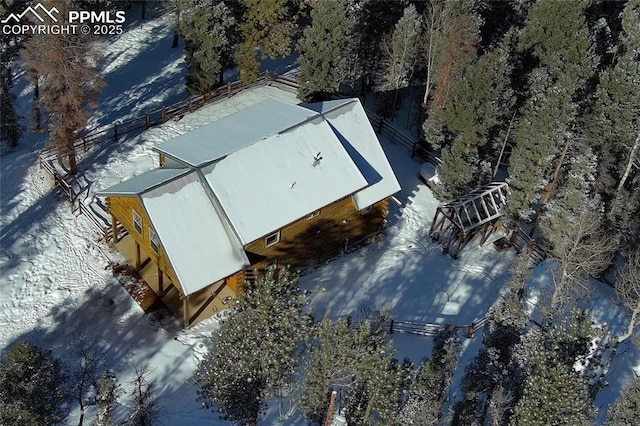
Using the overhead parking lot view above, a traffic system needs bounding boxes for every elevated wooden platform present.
[430,182,508,258]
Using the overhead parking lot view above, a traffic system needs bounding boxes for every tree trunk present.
[530,137,571,236]
[616,133,640,193]
[32,70,42,133]
[171,9,180,48]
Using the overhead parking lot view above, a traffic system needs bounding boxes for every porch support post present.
[183,295,190,327]
[111,216,119,243]
[135,241,141,270]
[158,267,164,295]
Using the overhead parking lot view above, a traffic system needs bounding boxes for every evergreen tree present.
[538,146,616,315]
[20,0,104,175]
[507,0,597,222]
[91,372,120,426]
[195,269,308,424]
[341,0,406,95]
[0,78,19,148]
[376,4,422,116]
[451,261,529,426]
[397,325,461,425]
[605,377,640,426]
[425,35,515,198]
[235,0,298,84]
[178,0,236,94]
[509,311,604,426]
[300,311,399,425]
[297,0,349,101]
[0,341,71,426]
[0,0,21,147]
[509,328,595,426]
[428,1,480,110]
[587,0,640,249]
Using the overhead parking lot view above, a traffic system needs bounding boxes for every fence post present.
[145,114,150,128]
[161,107,166,123]
[377,117,384,134]
[411,141,417,158]
[264,70,270,86]
[227,81,231,98]
[114,123,119,143]
[467,321,475,338]
[389,319,394,334]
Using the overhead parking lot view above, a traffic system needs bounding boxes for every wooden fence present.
[388,314,487,339]
[39,72,287,164]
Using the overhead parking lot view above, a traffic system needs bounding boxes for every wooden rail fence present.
[388,314,487,339]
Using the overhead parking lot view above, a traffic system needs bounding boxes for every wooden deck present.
[114,235,164,313]
[113,234,239,324]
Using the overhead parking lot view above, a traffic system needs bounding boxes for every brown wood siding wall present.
[244,197,389,269]
[107,196,180,291]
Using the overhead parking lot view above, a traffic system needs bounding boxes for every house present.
[97,97,401,326]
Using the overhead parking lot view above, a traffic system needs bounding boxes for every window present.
[149,228,159,254]
[360,205,373,214]
[265,258,278,271]
[133,210,143,234]
[306,210,320,220]
[265,230,280,247]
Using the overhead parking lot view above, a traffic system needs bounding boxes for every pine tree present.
[509,328,595,426]
[341,0,406,95]
[397,325,461,425]
[297,0,349,101]
[428,1,480,110]
[178,0,236,94]
[376,4,422,116]
[235,0,298,84]
[300,311,399,425]
[0,0,21,147]
[451,269,528,426]
[605,377,640,426]
[0,78,20,148]
[507,0,598,222]
[195,269,308,424]
[425,34,515,198]
[20,0,104,175]
[587,0,640,249]
[91,372,120,426]
[0,341,71,426]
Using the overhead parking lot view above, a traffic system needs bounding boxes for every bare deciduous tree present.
[615,248,640,343]
[542,210,617,316]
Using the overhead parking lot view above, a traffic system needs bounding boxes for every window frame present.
[149,227,160,254]
[306,209,320,220]
[133,210,143,235]
[265,258,278,271]
[360,205,373,215]
[265,230,281,247]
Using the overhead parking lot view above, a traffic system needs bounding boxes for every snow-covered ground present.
[1,10,638,425]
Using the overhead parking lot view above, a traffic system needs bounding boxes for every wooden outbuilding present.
[429,182,508,258]
[97,98,401,326]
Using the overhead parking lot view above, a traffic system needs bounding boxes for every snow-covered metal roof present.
[141,171,249,295]
[96,168,189,196]
[320,100,401,209]
[201,115,370,244]
[153,98,318,167]
[99,97,401,294]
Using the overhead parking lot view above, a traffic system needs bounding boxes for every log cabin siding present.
[107,196,181,291]
[244,196,389,269]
